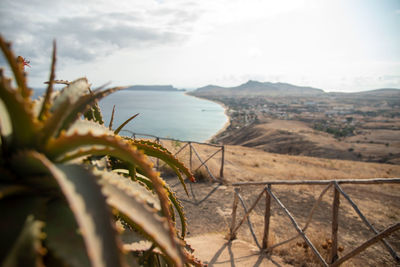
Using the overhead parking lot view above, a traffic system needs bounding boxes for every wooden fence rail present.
[229,178,400,266]
[121,130,225,181]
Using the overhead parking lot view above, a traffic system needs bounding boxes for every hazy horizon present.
[1,0,399,92]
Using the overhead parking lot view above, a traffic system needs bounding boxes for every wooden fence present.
[229,178,400,266]
[121,131,225,181]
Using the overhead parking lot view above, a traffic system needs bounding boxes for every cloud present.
[0,0,198,64]
[43,15,186,61]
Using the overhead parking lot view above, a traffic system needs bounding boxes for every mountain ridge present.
[191,80,325,96]
[125,85,185,92]
[190,80,400,97]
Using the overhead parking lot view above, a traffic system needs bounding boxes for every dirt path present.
[187,233,292,266]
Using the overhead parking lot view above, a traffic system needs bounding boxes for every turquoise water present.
[33,89,227,142]
[99,90,227,142]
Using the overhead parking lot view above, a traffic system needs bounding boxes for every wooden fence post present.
[220,146,225,178]
[229,187,240,240]
[189,142,192,172]
[156,137,160,169]
[330,185,340,263]
[262,185,271,250]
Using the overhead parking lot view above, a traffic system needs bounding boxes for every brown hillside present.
[217,119,400,164]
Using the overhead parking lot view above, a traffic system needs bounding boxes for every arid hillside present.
[216,119,400,164]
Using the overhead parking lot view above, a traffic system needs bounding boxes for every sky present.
[0,0,399,92]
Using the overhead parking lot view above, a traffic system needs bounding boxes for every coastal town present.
[189,82,400,164]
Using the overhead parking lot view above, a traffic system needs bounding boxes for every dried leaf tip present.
[17,56,31,69]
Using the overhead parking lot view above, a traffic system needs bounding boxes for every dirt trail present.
[187,233,292,266]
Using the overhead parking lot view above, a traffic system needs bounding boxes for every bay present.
[33,89,228,142]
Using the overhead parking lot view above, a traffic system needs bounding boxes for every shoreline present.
[185,92,231,143]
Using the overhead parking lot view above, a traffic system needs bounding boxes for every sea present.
[33,89,228,142]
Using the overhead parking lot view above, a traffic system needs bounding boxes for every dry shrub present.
[276,232,350,267]
[157,163,177,177]
[192,158,221,182]
[193,167,212,182]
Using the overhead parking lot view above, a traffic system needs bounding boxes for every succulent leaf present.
[24,151,124,267]
[93,168,161,210]
[40,86,121,143]
[130,139,195,186]
[164,183,187,238]
[66,119,114,137]
[109,105,116,130]
[100,176,184,267]
[83,88,104,125]
[121,173,187,239]
[120,230,153,251]
[38,40,56,121]
[0,98,12,138]
[57,86,122,137]
[2,215,45,267]
[0,196,45,265]
[114,113,139,135]
[45,133,173,219]
[0,184,31,199]
[90,101,105,125]
[0,36,30,99]
[51,78,90,112]
[45,133,180,263]
[39,98,71,144]
[45,199,91,267]
[0,72,37,147]
[169,163,189,196]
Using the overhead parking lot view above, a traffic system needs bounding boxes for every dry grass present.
[223,144,400,182]
[276,231,351,267]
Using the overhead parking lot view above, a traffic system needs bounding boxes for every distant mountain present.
[126,85,185,92]
[190,80,325,96]
[348,88,400,96]
[329,88,400,99]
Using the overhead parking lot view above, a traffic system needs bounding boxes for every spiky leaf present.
[50,78,90,112]
[93,168,160,210]
[0,98,12,138]
[0,71,37,147]
[66,119,114,137]
[130,140,194,190]
[45,133,173,223]
[0,196,44,264]
[0,36,30,99]
[99,175,184,267]
[114,113,139,135]
[108,105,116,130]
[45,198,91,267]
[126,174,187,239]
[23,151,124,267]
[38,40,56,121]
[40,85,120,143]
[2,215,45,267]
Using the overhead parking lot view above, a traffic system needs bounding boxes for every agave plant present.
[0,36,201,267]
